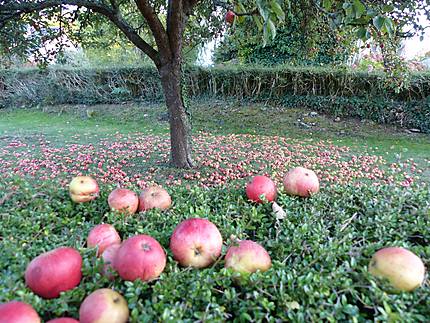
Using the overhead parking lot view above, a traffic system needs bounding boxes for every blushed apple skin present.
[46,318,79,323]
[225,10,235,24]
[87,224,121,257]
[283,167,319,197]
[138,186,172,212]
[0,301,41,323]
[101,243,121,280]
[25,247,82,299]
[114,235,166,281]
[246,175,277,203]
[225,240,272,274]
[108,188,139,215]
[170,218,223,268]
[69,176,99,203]
[79,288,129,323]
[369,247,426,292]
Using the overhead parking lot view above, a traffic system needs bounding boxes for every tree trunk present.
[159,61,193,168]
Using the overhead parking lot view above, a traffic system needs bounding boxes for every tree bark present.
[159,62,193,168]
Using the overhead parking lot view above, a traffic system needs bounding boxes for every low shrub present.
[1,178,429,321]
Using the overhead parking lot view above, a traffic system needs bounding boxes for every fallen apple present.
[108,188,139,215]
[79,288,129,323]
[225,240,272,274]
[369,247,426,292]
[25,247,82,299]
[46,318,79,323]
[170,218,223,268]
[138,186,172,212]
[87,224,121,257]
[246,175,277,203]
[69,176,99,203]
[101,243,121,280]
[0,301,41,323]
[114,234,166,281]
[283,166,319,197]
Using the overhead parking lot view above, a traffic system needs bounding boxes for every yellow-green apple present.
[79,289,129,323]
[108,188,139,215]
[46,318,79,323]
[0,301,41,323]
[225,240,272,274]
[87,224,121,257]
[369,247,426,292]
[69,176,99,203]
[246,175,277,203]
[25,247,82,299]
[138,186,171,212]
[170,218,223,268]
[114,235,166,281]
[283,167,319,197]
[101,243,121,280]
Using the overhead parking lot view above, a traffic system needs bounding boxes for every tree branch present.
[133,0,171,61]
[0,0,160,65]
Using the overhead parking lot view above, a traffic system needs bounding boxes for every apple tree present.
[0,0,427,168]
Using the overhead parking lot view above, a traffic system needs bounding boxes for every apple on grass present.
[170,218,223,268]
[25,247,82,299]
[101,243,121,280]
[225,240,272,274]
[246,175,277,203]
[114,235,166,281]
[69,176,99,203]
[79,289,129,323]
[87,224,121,257]
[46,318,79,323]
[108,188,139,215]
[0,301,41,323]
[369,247,426,292]
[283,167,319,197]
[138,186,172,212]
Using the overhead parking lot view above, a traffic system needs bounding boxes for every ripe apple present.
[108,188,139,215]
[283,167,319,197]
[46,318,79,323]
[369,247,426,292]
[101,243,121,280]
[25,247,82,299]
[79,288,129,323]
[138,186,171,212]
[170,218,223,268]
[87,224,121,256]
[114,235,166,281]
[0,301,41,323]
[246,175,277,203]
[225,240,272,274]
[225,10,235,24]
[69,176,99,203]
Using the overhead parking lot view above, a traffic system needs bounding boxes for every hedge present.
[0,66,429,132]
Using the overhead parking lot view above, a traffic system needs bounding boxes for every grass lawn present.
[0,100,429,321]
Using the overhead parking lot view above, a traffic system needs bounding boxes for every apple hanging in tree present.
[225,10,236,24]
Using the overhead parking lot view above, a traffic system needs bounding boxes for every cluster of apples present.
[246,167,426,293]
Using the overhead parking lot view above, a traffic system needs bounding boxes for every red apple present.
[0,301,41,323]
[225,240,272,274]
[46,318,79,323]
[25,247,82,299]
[79,288,129,323]
[87,224,121,257]
[101,243,121,280]
[369,247,426,291]
[283,167,319,197]
[170,218,223,268]
[138,186,171,212]
[114,235,166,281]
[246,175,277,203]
[225,10,235,24]
[108,188,139,215]
[69,176,99,203]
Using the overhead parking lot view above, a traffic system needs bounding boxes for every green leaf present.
[356,27,367,40]
[373,16,385,31]
[270,0,285,22]
[384,18,395,36]
[253,15,263,31]
[267,18,277,40]
[382,4,395,13]
[352,0,366,18]
[323,0,332,10]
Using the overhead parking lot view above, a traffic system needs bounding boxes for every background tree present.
[1,0,428,168]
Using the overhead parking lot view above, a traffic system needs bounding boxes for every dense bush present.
[0,178,429,321]
[1,65,429,132]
